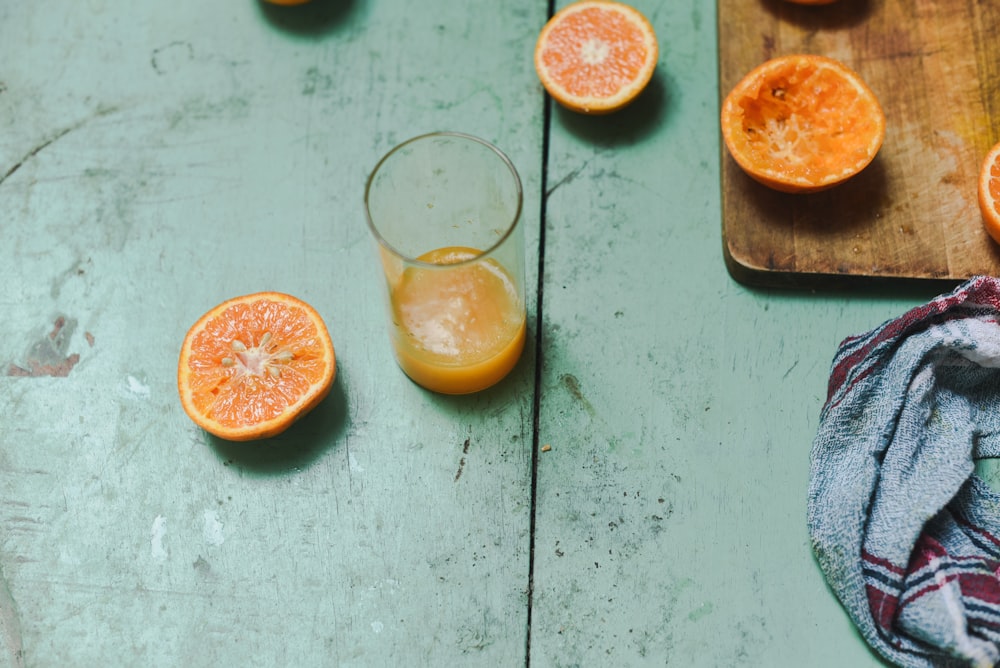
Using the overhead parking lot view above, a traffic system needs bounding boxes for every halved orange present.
[177,292,336,441]
[979,141,1000,245]
[534,0,658,114]
[721,54,885,193]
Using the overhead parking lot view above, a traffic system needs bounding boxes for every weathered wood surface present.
[531,0,929,665]
[1,1,543,665]
[720,0,1000,287]
[0,0,947,666]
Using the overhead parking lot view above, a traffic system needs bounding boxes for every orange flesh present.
[727,58,883,189]
[184,299,331,432]
[389,246,525,394]
[990,162,1000,215]
[980,144,1000,245]
[539,7,650,99]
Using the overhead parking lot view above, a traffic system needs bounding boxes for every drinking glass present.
[364,132,526,394]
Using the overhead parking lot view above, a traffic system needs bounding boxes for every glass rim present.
[363,131,524,269]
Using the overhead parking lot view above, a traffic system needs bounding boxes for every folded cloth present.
[808,276,1000,668]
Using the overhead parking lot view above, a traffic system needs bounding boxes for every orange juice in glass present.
[364,132,526,394]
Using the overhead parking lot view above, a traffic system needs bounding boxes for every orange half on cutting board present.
[979,141,1000,245]
[177,292,336,442]
[534,0,658,114]
[721,54,885,193]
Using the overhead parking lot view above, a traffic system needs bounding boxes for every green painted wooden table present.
[0,0,951,665]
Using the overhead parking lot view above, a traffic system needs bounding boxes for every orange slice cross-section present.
[177,292,336,441]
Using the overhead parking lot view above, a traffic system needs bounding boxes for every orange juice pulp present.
[389,246,525,394]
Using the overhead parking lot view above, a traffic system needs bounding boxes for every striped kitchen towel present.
[808,275,1000,668]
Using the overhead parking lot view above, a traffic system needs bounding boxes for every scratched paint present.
[6,316,81,377]
[348,451,365,473]
[126,375,151,398]
[150,515,168,561]
[150,41,194,75]
[0,106,117,188]
[0,569,24,668]
[202,510,224,546]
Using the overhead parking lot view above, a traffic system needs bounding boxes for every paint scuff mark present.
[348,451,365,474]
[126,375,150,398]
[192,555,211,575]
[150,515,168,561]
[0,567,25,668]
[545,157,595,199]
[561,373,597,418]
[6,316,81,378]
[0,106,117,188]
[151,41,194,75]
[202,510,224,547]
[454,437,471,482]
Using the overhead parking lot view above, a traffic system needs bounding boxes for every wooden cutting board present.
[718,0,1000,288]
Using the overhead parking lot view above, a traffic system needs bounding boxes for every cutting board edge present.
[722,238,972,291]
